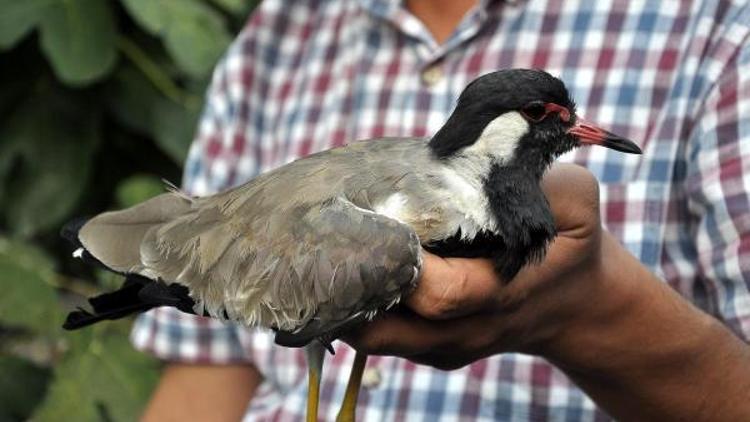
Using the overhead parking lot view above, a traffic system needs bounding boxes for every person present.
[131,0,750,420]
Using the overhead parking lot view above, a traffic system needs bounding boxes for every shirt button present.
[421,65,443,86]
[361,367,381,388]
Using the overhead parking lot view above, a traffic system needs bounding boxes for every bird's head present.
[429,69,641,176]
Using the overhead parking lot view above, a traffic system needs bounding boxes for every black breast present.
[424,229,507,259]
[426,163,556,282]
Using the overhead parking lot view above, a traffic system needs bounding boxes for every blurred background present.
[0,1,256,420]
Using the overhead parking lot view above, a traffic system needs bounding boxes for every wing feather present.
[80,140,429,341]
[139,191,421,336]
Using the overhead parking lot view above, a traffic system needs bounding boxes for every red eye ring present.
[520,102,547,122]
[544,103,571,122]
[520,102,571,123]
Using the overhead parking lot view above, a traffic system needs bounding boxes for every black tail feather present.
[139,281,198,314]
[61,218,204,330]
[63,302,153,330]
[63,273,199,331]
[88,276,144,313]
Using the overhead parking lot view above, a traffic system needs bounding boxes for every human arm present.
[344,164,750,421]
[142,363,262,422]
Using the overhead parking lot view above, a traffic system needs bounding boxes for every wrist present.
[539,231,647,366]
[539,232,710,369]
[537,232,747,419]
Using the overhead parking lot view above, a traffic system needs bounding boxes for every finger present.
[407,349,486,371]
[342,311,443,356]
[342,309,495,357]
[406,252,502,320]
[541,164,600,235]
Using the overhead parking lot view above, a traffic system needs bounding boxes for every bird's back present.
[78,138,433,334]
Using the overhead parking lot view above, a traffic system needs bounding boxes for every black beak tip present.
[568,121,643,155]
[605,135,643,155]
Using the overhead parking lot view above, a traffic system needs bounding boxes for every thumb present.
[406,251,501,320]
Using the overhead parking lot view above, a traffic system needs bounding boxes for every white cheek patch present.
[462,111,529,162]
[436,111,529,238]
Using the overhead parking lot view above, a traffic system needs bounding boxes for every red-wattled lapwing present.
[62,69,641,422]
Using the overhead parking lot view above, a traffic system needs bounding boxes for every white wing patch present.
[373,193,409,223]
[432,111,529,240]
[440,167,496,239]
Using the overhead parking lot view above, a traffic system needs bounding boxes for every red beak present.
[567,116,642,154]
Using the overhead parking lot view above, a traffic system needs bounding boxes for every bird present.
[61,69,641,422]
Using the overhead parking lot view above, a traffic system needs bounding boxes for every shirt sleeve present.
[686,41,750,341]
[130,16,267,363]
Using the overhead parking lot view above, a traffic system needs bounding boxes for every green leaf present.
[163,10,231,78]
[0,0,54,49]
[105,66,162,136]
[209,0,254,15]
[0,238,63,335]
[118,0,164,34]
[33,329,159,422]
[152,98,200,164]
[0,91,100,238]
[116,175,165,208]
[0,47,41,118]
[38,0,117,85]
[121,0,231,77]
[0,356,51,421]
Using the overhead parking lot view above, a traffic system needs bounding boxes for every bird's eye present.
[520,102,548,122]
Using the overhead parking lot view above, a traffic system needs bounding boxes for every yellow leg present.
[336,351,368,422]
[305,342,326,422]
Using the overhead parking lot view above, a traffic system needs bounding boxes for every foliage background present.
[0,1,255,420]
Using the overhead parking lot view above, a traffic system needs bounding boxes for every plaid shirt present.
[131,0,750,420]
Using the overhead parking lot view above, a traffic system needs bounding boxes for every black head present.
[429,69,641,174]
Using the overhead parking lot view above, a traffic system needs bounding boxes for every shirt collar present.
[356,0,399,22]
[356,0,508,19]
[356,0,508,61]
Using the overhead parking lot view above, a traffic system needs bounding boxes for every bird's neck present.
[507,134,558,181]
[510,122,575,180]
[482,162,556,279]
[429,111,529,163]
[508,154,553,181]
[428,106,486,158]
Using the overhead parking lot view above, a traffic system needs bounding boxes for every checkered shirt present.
[131,1,750,420]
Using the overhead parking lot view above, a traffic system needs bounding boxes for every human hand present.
[343,163,614,369]
[345,164,750,421]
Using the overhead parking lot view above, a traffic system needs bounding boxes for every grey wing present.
[274,197,423,345]
[147,195,422,337]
